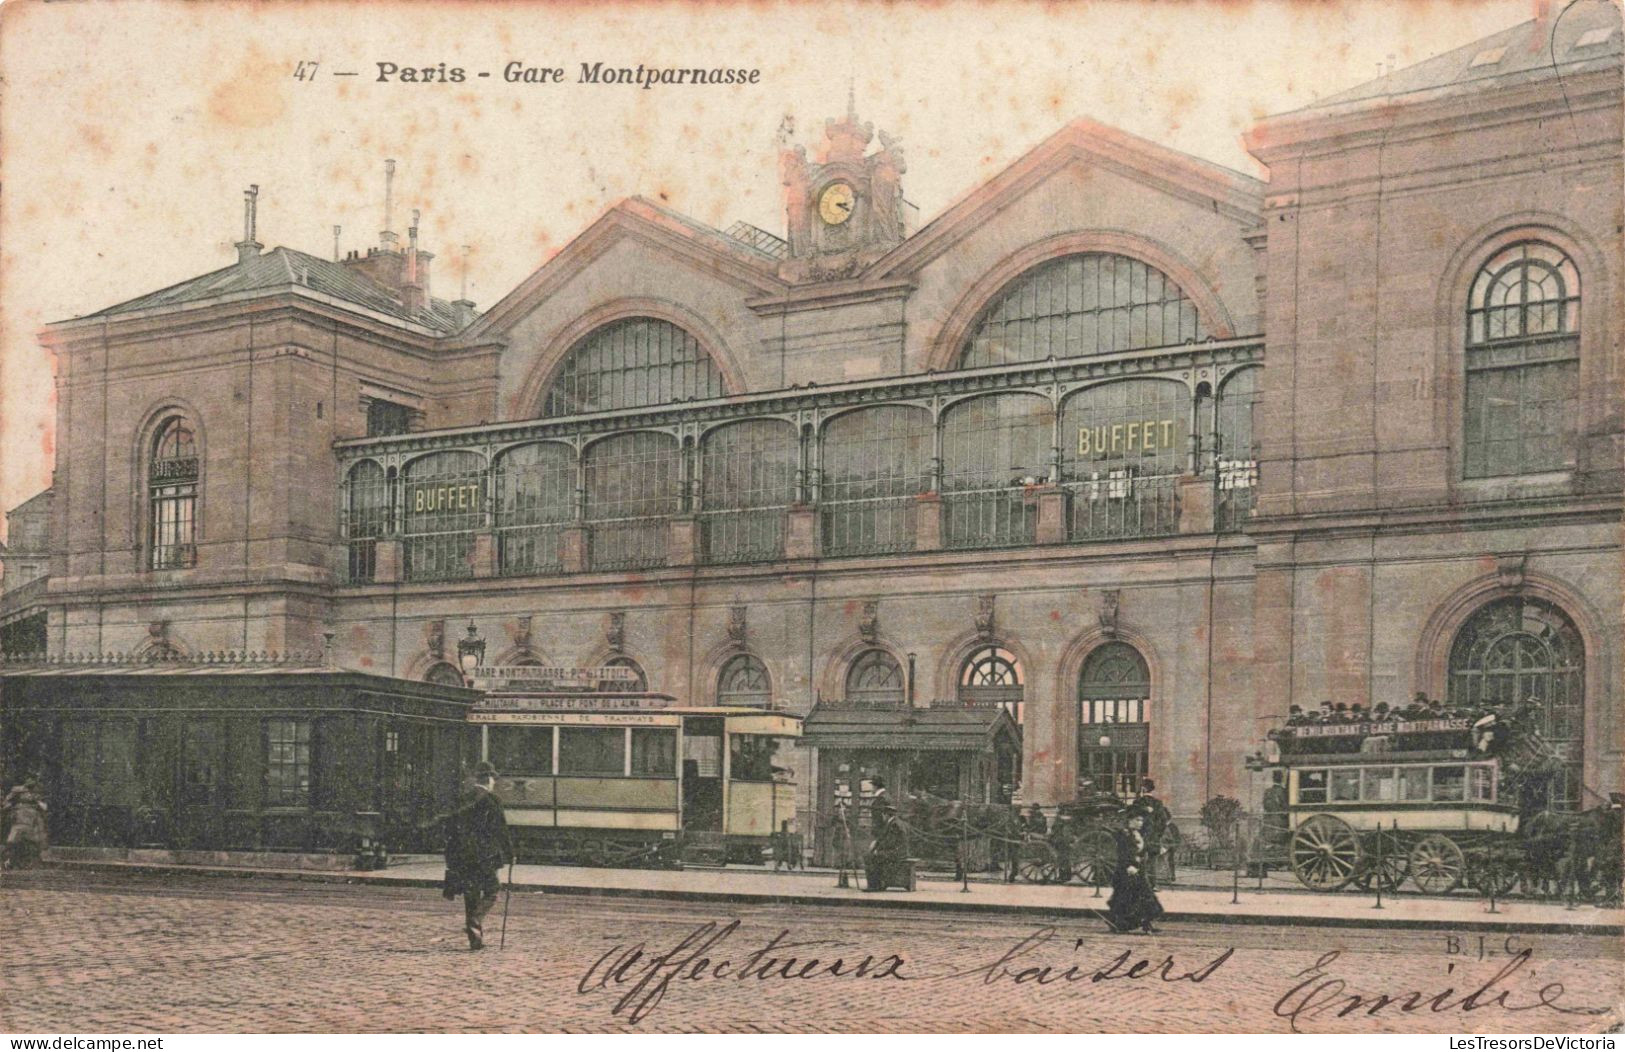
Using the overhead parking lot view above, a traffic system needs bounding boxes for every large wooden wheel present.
[1408,834,1466,894]
[1353,829,1409,892]
[1072,829,1118,887]
[1017,839,1057,884]
[1469,846,1520,898]
[1290,815,1363,891]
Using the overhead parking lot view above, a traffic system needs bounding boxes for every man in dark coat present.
[863,777,908,891]
[1127,779,1172,886]
[443,761,511,950]
[1103,813,1165,934]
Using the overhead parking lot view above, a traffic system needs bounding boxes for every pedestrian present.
[1127,778,1172,886]
[863,777,908,891]
[441,761,511,951]
[2,780,48,870]
[1102,813,1165,935]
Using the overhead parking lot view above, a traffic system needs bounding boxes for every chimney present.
[333,225,341,262]
[402,209,425,316]
[1530,0,1554,51]
[234,185,263,264]
[380,159,398,250]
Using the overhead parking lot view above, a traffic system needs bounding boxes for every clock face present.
[818,182,856,225]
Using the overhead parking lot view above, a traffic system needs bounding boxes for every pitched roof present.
[1304,1,1622,112]
[80,246,477,334]
[803,702,1019,752]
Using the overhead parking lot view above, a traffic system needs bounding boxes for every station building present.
[3,6,1620,853]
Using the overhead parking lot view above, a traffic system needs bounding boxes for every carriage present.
[469,670,800,868]
[1261,707,1553,895]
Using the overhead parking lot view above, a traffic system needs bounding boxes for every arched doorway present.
[1447,596,1584,809]
[1077,641,1150,798]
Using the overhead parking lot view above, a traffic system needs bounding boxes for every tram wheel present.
[1290,815,1362,891]
[1353,829,1409,892]
[1073,829,1118,887]
[1408,834,1466,894]
[1469,851,1519,898]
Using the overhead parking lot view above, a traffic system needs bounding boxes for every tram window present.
[1471,766,1494,802]
[1298,770,1327,804]
[558,727,625,776]
[1400,767,1430,801]
[1433,766,1466,802]
[488,727,553,776]
[729,735,781,782]
[630,729,676,777]
[1330,770,1361,802]
[1362,767,1397,802]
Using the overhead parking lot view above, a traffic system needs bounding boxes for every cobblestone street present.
[2,869,1620,1033]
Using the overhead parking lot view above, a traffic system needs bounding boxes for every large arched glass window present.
[845,648,905,707]
[717,654,771,707]
[149,416,199,569]
[699,420,797,564]
[343,460,390,582]
[820,405,933,557]
[1060,379,1186,540]
[494,442,575,577]
[960,253,1205,369]
[424,662,465,687]
[1448,596,1584,809]
[401,450,486,582]
[960,645,1024,724]
[1078,642,1151,798]
[941,393,1053,549]
[542,317,726,417]
[1215,368,1261,531]
[583,432,681,571]
[1465,241,1580,478]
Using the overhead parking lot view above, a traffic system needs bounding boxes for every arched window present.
[960,253,1205,369]
[401,451,486,581]
[1215,368,1261,531]
[424,662,465,687]
[543,317,725,417]
[820,405,933,557]
[583,432,681,571]
[1464,241,1580,478]
[941,393,1053,549]
[494,442,575,577]
[149,416,199,569]
[1448,596,1584,810]
[718,654,771,707]
[1078,642,1151,798]
[845,648,904,707]
[601,655,648,692]
[959,645,1024,724]
[343,460,389,582]
[1060,379,1187,540]
[699,420,797,564]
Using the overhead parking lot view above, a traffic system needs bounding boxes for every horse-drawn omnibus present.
[468,667,800,868]
[1262,705,1553,895]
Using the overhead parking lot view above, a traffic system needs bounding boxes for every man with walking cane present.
[442,761,512,951]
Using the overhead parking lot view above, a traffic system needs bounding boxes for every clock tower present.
[778,97,907,283]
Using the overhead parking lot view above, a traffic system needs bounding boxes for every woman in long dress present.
[1104,813,1164,934]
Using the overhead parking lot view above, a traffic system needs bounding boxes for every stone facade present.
[21,9,1624,827]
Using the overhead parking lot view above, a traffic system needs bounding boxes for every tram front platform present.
[38,846,1622,935]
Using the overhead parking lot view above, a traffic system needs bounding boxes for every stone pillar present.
[1034,485,1068,544]
[560,524,589,574]
[374,539,403,583]
[1177,475,1215,534]
[472,531,497,577]
[914,493,943,551]
[785,504,819,559]
[668,516,699,567]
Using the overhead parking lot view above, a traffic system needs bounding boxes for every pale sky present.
[0,0,1540,540]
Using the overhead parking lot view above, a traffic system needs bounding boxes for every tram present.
[468,667,801,868]
[1262,706,1548,894]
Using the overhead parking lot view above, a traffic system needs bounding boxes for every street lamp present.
[457,622,485,686]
